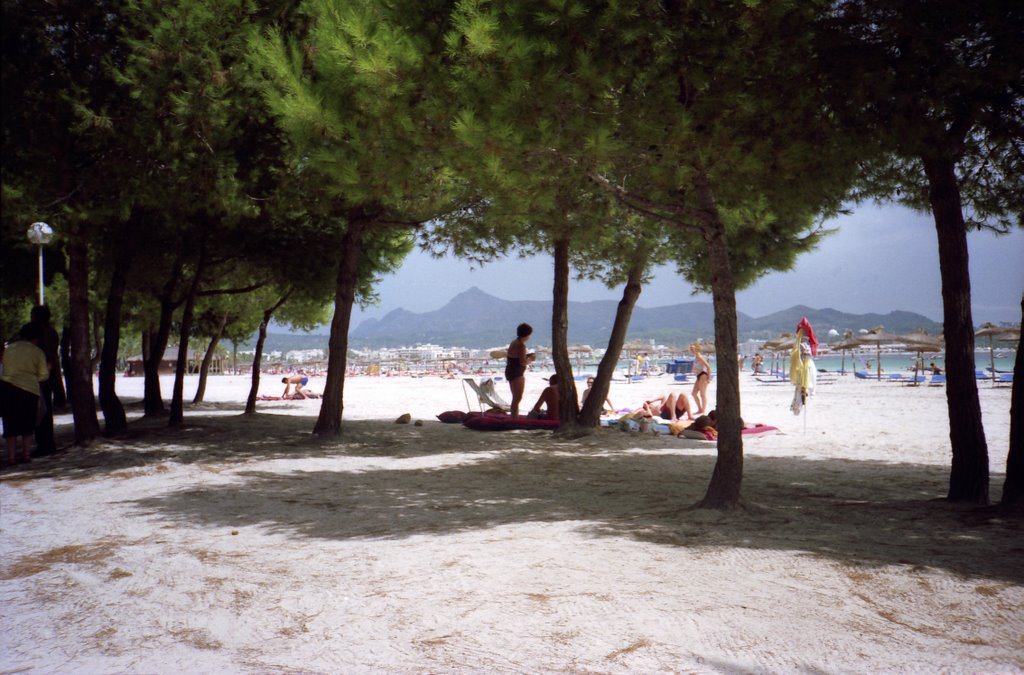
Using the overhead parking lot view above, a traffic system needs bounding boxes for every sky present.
[337,203,1023,332]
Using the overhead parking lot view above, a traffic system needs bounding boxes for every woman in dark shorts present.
[505,323,536,417]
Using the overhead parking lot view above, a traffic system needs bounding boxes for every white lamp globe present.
[27,221,54,245]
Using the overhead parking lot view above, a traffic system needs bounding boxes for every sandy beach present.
[1,369,1020,673]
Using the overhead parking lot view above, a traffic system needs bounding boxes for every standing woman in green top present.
[0,323,50,467]
[505,323,536,418]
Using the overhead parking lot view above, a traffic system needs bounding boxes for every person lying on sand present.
[641,391,694,422]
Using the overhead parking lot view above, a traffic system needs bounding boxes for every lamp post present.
[26,221,54,305]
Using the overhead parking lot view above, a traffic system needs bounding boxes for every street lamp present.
[27,221,54,305]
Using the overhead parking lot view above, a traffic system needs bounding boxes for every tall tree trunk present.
[245,291,291,415]
[692,170,744,509]
[578,256,645,427]
[1001,293,1024,506]
[144,258,184,416]
[551,237,580,426]
[193,311,228,403]
[67,236,100,446]
[90,308,102,371]
[169,249,207,427]
[923,155,989,505]
[98,244,130,436]
[59,324,72,403]
[315,219,367,435]
[51,329,67,408]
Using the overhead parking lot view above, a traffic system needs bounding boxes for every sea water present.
[607,350,1016,376]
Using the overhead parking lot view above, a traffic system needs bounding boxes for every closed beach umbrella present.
[856,326,901,380]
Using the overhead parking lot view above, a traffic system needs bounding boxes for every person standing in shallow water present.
[505,323,536,418]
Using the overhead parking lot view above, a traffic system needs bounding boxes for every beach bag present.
[436,410,468,423]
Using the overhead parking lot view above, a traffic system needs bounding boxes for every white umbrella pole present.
[990,336,995,385]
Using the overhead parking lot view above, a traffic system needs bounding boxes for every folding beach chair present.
[462,378,511,412]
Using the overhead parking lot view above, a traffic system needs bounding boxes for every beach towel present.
[796,317,819,356]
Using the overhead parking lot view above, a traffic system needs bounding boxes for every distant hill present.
[347,287,943,348]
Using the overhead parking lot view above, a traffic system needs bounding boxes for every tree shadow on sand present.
[18,411,1022,585]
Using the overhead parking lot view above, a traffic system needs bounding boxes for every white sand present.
[1,370,1021,673]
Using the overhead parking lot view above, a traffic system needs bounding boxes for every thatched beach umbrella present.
[762,332,794,376]
[831,331,862,375]
[975,323,1020,384]
[899,330,944,386]
[856,325,901,380]
[694,342,716,355]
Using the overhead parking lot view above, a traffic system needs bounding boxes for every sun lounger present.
[462,377,511,412]
[929,374,946,386]
[754,376,790,385]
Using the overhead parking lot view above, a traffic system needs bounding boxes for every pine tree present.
[818,0,1024,504]
[445,0,859,508]
[253,0,464,434]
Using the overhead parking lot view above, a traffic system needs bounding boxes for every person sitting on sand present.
[282,373,310,399]
[528,374,560,421]
[580,376,615,413]
[642,391,694,422]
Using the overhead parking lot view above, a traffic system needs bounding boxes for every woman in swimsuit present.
[506,323,535,417]
[642,391,693,423]
[690,343,711,414]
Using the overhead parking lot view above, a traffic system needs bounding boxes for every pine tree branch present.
[198,281,270,297]
[586,171,703,231]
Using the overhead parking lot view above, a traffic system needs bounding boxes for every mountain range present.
[346,287,944,348]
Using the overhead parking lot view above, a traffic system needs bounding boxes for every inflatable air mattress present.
[463,414,560,431]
